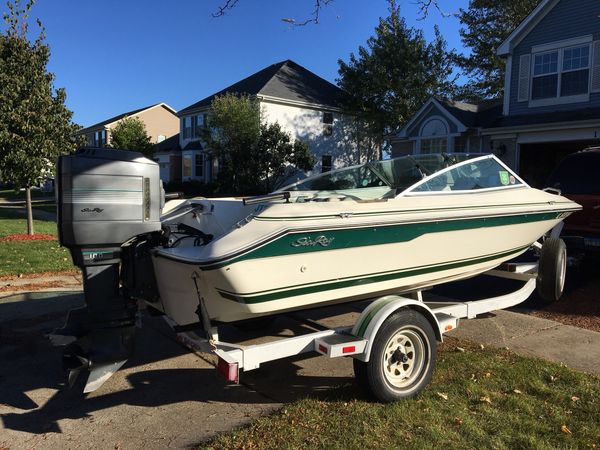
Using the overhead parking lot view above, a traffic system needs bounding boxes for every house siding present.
[135,106,179,144]
[509,0,600,115]
[260,100,361,170]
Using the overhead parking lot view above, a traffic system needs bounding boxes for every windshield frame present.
[399,154,529,197]
[276,153,528,199]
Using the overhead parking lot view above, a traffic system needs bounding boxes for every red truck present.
[546,147,600,259]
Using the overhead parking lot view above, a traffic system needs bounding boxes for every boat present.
[144,153,580,325]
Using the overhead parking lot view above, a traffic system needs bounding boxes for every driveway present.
[1,289,598,449]
[0,293,357,449]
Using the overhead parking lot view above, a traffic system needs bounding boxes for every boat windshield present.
[278,153,477,200]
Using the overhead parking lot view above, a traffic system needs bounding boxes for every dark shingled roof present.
[485,106,600,129]
[182,140,204,151]
[154,133,181,153]
[179,60,343,115]
[437,98,503,128]
[78,104,162,133]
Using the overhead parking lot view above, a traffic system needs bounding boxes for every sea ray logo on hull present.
[80,208,104,213]
[291,235,335,248]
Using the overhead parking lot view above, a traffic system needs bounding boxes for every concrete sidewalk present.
[448,309,600,375]
[0,289,598,449]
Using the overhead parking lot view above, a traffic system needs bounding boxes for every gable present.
[514,0,600,52]
[497,0,559,56]
[397,99,466,138]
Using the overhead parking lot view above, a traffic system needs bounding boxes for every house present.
[77,103,179,150]
[154,133,182,183]
[392,0,600,187]
[176,59,358,183]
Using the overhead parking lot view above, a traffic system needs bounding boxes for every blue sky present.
[1,0,468,127]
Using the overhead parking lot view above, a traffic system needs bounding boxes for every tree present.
[0,0,78,234]
[255,122,314,193]
[108,116,154,158]
[203,93,314,194]
[337,0,456,157]
[456,0,539,100]
[203,93,261,193]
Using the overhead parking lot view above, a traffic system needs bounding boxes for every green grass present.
[0,207,58,237]
[203,344,600,450]
[0,207,74,276]
[0,240,73,276]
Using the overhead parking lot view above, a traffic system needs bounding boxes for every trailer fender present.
[351,295,442,363]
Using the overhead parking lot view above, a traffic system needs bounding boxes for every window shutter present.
[591,41,600,93]
[517,54,531,102]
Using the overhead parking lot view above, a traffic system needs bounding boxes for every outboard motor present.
[52,148,163,392]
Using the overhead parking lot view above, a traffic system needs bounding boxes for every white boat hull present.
[151,198,569,324]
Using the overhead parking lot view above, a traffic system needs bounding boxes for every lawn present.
[0,207,74,276]
[203,343,600,449]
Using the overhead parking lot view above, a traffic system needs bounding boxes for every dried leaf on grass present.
[561,424,572,434]
[436,392,448,401]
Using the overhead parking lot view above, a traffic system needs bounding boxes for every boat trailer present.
[169,259,543,403]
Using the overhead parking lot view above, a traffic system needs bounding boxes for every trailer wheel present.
[363,309,436,403]
[536,237,567,304]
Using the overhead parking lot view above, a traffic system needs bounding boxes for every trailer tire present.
[536,237,567,304]
[363,309,436,403]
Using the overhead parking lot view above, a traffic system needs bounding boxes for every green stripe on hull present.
[206,211,562,270]
[217,244,529,304]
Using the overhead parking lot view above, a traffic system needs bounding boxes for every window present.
[94,130,106,147]
[532,51,558,99]
[323,112,333,136]
[561,46,590,96]
[183,117,192,139]
[183,156,192,177]
[531,44,590,101]
[322,155,332,173]
[195,153,204,178]
[420,138,447,154]
[194,114,207,137]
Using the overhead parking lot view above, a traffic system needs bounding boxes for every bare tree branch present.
[213,0,451,25]
[212,0,240,18]
[213,0,334,26]
[414,0,452,20]
[281,0,334,26]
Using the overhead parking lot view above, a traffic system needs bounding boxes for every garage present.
[518,139,600,187]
